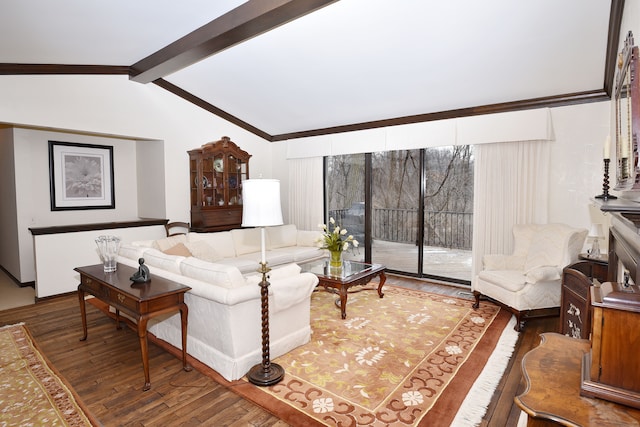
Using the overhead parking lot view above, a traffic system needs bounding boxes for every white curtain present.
[471,140,551,279]
[287,157,324,230]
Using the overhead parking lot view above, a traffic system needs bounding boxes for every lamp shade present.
[241,179,284,227]
[589,223,604,238]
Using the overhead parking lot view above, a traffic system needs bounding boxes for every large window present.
[326,146,473,284]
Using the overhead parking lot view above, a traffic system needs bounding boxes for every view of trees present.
[327,146,474,250]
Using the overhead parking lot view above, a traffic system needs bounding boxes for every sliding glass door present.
[325,146,473,284]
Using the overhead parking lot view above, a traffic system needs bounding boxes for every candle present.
[604,135,611,159]
[261,227,266,264]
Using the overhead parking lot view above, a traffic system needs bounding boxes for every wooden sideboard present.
[515,333,640,426]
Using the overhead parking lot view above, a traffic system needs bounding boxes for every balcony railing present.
[330,208,473,250]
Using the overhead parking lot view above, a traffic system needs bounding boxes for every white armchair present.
[472,223,588,331]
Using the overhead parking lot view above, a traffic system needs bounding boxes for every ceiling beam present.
[154,79,272,141]
[0,64,130,75]
[130,0,338,84]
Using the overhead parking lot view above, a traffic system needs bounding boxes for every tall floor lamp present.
[241,178,285,386]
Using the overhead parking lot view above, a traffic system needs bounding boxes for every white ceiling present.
[0,0,614,139]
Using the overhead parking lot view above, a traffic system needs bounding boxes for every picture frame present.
[48,141,115,210]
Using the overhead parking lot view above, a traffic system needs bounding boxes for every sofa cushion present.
[185,240,223,263]
[231,228,265,256]
[267,224,297,249]
[272,246,324,263]
[143,248,185,274]
[153,234,187,252]
[187,231,236,258]
[163,242,192,257]
[180,257,245,289]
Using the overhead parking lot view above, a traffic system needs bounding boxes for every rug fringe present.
[450,315,519,427]
[0,322,25,330]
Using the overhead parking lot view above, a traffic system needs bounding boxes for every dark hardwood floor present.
[0,275,557,426]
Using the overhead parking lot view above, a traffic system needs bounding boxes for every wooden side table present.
[75,263,192,391]
[515,333,640,426]
[578,253,609,282]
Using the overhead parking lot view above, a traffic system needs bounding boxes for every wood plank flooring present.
[0,275,557,426]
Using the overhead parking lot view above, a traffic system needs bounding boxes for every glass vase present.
[95,235,121,273]
[329,250,343,269]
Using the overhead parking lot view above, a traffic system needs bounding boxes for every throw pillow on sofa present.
[184,240,224,263]
[153,234,188,252]
[163,243,192,257]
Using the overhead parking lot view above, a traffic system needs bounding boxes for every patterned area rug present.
[232,285,517,426]
[0,323,99,426]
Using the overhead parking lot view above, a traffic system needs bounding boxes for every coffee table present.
[75,263,192,391]
[300,258,386,319]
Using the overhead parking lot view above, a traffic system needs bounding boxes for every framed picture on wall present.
[48,141,115,210]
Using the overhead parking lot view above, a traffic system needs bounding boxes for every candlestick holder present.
[595,158,617,200]
[246,261,285,386]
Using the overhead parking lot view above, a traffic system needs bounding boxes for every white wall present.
[0,75,275,283]
[0,128,20,279]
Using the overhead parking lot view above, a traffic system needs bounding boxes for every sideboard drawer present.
[81,276,109,298]
[107,288,139,312]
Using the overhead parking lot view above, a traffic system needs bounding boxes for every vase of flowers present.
[317,217,359,269]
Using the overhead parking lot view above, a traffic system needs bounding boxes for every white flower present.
[402,391,424,406]
[329,217,335,225]
[470,316,486,325]
[353,240,359,247]
[446,345,462,355]
[340,229,347,235]
[312,397,334,413]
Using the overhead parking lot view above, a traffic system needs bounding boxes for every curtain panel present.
[287,157,324,231]
[471,140,551,279]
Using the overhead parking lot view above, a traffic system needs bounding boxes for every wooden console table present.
[76,263,192,391]
[515,333,640,426]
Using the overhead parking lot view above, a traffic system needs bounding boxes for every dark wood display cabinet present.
[560,255,608,340]
[189,136,251,232]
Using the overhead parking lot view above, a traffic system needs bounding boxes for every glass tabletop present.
[299,258,380,280]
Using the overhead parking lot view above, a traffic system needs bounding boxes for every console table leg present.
[179,303,192,372]
[78,287,88,341]
[138,316,151,391]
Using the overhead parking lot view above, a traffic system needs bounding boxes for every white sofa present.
[116,224,323,381]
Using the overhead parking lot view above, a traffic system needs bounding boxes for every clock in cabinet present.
[188,136,251,232]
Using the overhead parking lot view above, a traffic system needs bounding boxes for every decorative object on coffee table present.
[241,178,285,386]
[317,217,359,272]
[130,258,150,283]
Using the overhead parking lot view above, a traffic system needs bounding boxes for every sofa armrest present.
[271,272,319,313]
[482,254,525,270]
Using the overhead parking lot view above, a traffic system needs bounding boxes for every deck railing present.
[330,208,473,250]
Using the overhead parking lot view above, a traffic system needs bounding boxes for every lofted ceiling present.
[0,0,621,141]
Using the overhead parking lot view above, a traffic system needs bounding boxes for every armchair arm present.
[482,254,525,271]
[524,265,561,283]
